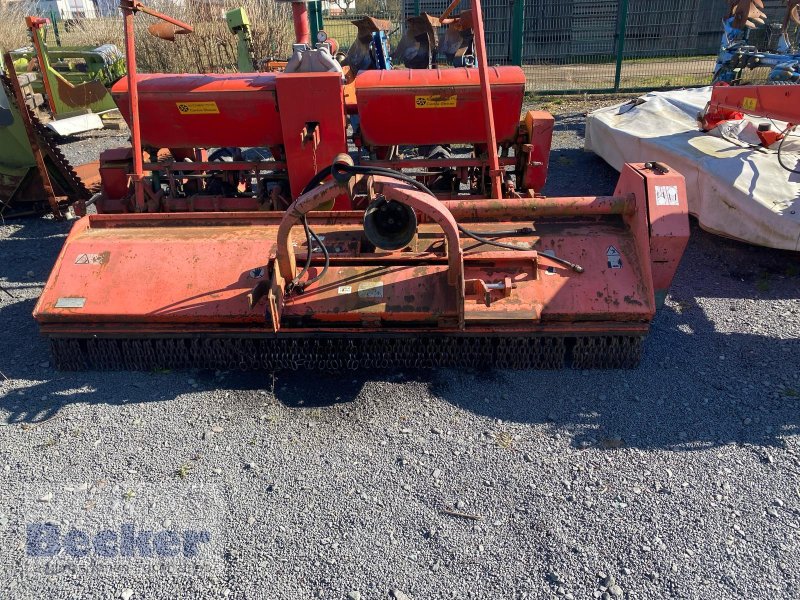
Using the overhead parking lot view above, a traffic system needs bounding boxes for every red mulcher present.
[33,0,690,370]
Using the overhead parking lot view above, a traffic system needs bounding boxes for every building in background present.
[33,0,100,19]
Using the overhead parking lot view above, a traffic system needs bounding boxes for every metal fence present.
[321,0,792,93]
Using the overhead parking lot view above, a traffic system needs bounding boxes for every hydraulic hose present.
[778,125,800,175]
[290,161,584,294]
[287,167,335,292]
[332,162,584,272]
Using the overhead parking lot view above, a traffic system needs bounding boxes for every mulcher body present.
[33,0,690,370]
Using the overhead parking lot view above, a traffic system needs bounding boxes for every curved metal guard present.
[275,175,466,327]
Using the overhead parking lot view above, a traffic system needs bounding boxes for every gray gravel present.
[56,128,129,167]
[1,102,800,599]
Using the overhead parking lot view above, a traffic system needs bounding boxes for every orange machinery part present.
[701,83,800,131]
[111,71,349,202]
[355,67,526,146]
[111,67,527,150]
[105,67,538,210]
[111,73,284,148]
[34,164,689,336]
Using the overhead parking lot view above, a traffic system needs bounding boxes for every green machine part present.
[225,8,257,72]
[308,2,323,44]
[10,18,125,118]
[0,71,88,218]
[0,79,38,205]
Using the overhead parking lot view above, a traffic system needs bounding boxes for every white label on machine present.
[357,282,384,298]
[655,185,680,206]
[338,286,353,295]
[55,297,86,308]
[74,253,107,265]
[606,246,623,270]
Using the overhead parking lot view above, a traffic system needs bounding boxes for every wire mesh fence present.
[325,0,793,93]
[3,0,793,93]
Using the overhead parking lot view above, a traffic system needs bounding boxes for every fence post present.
[50,10,62,47]
[510,0,524,66]
[309,1,323,43]
[613,0,629,92]
[413,0,420,16]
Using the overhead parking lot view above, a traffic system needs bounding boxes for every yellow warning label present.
[176,101,220,115]
[742,97,758,111]
[414,95,457,108]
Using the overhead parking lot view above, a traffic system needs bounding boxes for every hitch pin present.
[485,281,516,291]
[482,278,516,307]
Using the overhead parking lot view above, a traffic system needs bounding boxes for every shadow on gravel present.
[426,326,800,453]
[551,112,592,134]
[427,225,800,452]
[1,215,798,455]
[267,373,369,408]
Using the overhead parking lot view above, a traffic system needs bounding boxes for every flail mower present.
[33,0,690,371]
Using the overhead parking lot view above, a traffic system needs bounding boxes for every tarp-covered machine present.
[33,0,690,370]
[586,1,800,251]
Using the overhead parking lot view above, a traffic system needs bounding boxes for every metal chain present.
[572,336,643,369]
[50,334,642,371]
[0,72,88,216]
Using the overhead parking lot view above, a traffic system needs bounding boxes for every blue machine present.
[714,6,800,85]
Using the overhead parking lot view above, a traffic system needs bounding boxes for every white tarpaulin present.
[585,87,800,251]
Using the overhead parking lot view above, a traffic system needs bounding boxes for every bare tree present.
[326,0,353,16]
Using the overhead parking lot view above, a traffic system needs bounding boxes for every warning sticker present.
[357,281,384,298]
[655,185,680,206]
[606,246,623,269]
[414,95,457,109]
[74,253,107,265]
[337,285,353,295]
[55,297,86,308]
[742,97,758,111]
[176,101,220,115]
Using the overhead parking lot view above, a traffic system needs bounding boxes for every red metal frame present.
[31,0,690,365]
[24,17,57,117]
[469,0,503,199]
[35,164,688,339]
[701,83,800,136]
[119,0,194,211]
[275,72,349,198]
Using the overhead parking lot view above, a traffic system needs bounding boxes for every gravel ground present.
[1,102,800,600]
[56,129,130,168]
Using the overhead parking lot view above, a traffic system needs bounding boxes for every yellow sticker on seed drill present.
[176,101,220,115]
[415,95,457,108]
[742,97,758,111]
